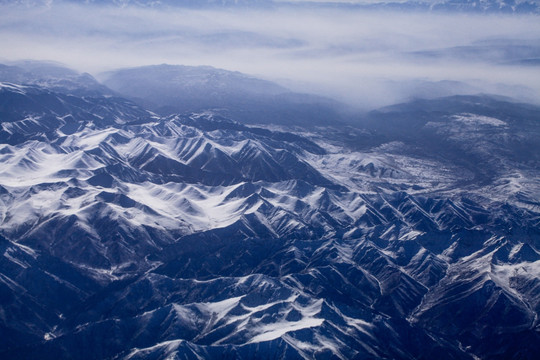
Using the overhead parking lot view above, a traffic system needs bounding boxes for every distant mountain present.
[100,64,287,111]
[429,0,540,13]
[0,65,539,359]
[0,61,113,97]
[101,64,348,127]
[361,95,540,182]
[345,0,540,13]
[0,0,275,8]
[1,0,539,13]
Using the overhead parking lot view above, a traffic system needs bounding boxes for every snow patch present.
[247,317,324,344]
[452,113,507,127]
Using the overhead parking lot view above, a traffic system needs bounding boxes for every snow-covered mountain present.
[0,61,113,97]
[0,64,539,359]
[2,0,539,12]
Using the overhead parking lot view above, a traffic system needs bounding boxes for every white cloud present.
[1,3,539,108]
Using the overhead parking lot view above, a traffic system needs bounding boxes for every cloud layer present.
[1,2,539,108]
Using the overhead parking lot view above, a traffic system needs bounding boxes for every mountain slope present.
[0,61,113,97]
[100,65,349,127]
[0,75,539,359]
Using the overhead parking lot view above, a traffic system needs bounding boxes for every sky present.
[1,2,539,108]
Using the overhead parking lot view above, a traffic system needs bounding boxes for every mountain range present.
[0,62,539,359]
[2,0,540,13]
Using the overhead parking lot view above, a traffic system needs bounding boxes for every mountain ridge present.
[0,64,539,359]
[100,64,349,127]
[2,0,540,13]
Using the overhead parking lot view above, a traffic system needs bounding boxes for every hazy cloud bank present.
[0,2,539,108]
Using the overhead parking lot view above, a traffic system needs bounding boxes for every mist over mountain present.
[1,0,539,357]
[2,0,540,110]
[101,65,349,126]
[0,62,539,359]
[0,61,113,97]
[2,0,540,13]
